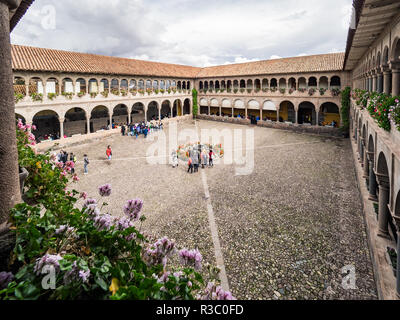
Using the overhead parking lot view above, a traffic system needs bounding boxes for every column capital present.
[59,117,65,123]
[389,61,400,72]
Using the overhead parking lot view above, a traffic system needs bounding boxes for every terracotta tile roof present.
[11,45,201,78]
[12,45,345,79]
[197,53,345,78]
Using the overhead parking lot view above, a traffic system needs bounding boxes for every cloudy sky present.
[11,0,353,67]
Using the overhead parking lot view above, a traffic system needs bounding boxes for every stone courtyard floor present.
[66,119,377,300]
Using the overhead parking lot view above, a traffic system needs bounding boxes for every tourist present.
[106,145,112,161]
[201,150,208,169]
[192,148,199,172]
[83,154,89,174]
[187,157,193,174]
[69,152,76,174]
[143,126,148,138]
[171,150,178,168]
[121,125,126,136]
[209,149,214,167]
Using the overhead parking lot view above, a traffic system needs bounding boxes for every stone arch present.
[376,152,392,239]
[262,79,268,90]
[278,101,295,123]
[147,101,159,121]
[383,46,389,65]
[62,78,74,94]
[199,81,204,90]
[279,78,287,89]
[391,37,400,62]
[308,77,317,88]
[240,79,246,89]
[247,99,260,119]
[32,109,60,142]
[90,105,110,132]
[215,80,220,90]
[298,101,316,125]
[395,190,400,217]
[247,79,253,89]
[64,107,87,136]
[173,99,182,117]
[254,79,261,90]
[132,102,145,123]
[15,113,26,124]
[129,79,136,91]
[270,78,278,88]
[161,100,172,118]
[221,99,232,117]
[113,104,129,125]
[320,102,340,126]
[13,76,27,97]
[200,97,209,115]
[233,99,245,118]
[330,76,341,88]
[88,78,99,94]
[210,98,219,115]
[153,80,159,90]
[120,79,128,92]
[298,77,307,89]
[319,76,329,89]
[288,77,296,90]
[233,80,239,90]
[46,77,60,95]
[29,76,44,96]
[183,98,191,115]
[76,78,87,94]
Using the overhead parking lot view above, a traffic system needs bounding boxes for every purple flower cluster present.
[116,216,134,231]
[63,261,90,285]
[0,272,14,289]
[123,199,143,221]
[144,237,175,267]
[98,184,112,197]
[178,248,202,271]
[199,282,236,300]
[55,225,75,235]
[34,254,62,275]
[93,213,113,231]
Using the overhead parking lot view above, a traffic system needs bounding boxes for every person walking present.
[121,125,126,136]
[69,152,76,174]
[201,150,208,169]
[106,145,112,161]
[187,157,193,174]
[83,154,89,174]
[192,148,199,173]
[143,126,148,138]
[209,149,214,167]
[171,150,178,168]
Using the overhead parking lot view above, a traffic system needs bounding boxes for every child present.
[83,154,89,174]
[209,149,214,167]
[106,145,112,161]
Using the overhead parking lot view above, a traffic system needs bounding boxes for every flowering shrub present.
[0,123,234,300]
[319,88,326,96]
[288,88,294,95]
[331,88,341,96]
[389,99,400,131]
[298,88,306,93]
[130,89,137,96]
[270,87,277,92]
[308,88,316,96]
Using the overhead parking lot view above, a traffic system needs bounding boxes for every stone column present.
[86,117,90,134]
[384,71,391,95]
[394,216,400,298]
[392,69,400,97]
[359,138,364,165]
[372,74,377,92]
[60,118,65,139]
[158,107,161,121]
[295,109,298,124]
[25,82,29,99]
[315,111,319,126]
[0,0,22,225]
[208,104,210,116]
[109,113,113,128]
[276,109,279,122]
[363,149,369,179]
[376,173,391,239]
[378,73,383,93]
[260,109,262,121]
[368,155,377,201]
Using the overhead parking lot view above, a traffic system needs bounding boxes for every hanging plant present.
[31,92,43,102]
[14,92,25,103]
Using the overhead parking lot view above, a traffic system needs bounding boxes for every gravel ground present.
[66,120,377,300]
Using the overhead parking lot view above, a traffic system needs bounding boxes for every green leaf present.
[95,277,108,291]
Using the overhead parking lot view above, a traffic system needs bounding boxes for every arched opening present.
[90,106,110,132]
[262,79,268,90]
[120,79,128,93]
[247,79,253,90]
[88,79,98,95]
[113,104,129,125]
[320,102,340,127]
[319,76,329,89]
[14,76,26,98]
[166,80,171,90]
[200,98,209,115]
[240,80,246,89]
[279,78,287,89]
[199,81,204,90]
[171,80,177,90]
[270,78,277,89]
[247,100,260,119]
[110,79,119,93]
[76,78,87,94]
[330,76,341,88]
[32,110,60,142]
[129,79,136,92]
[298,77,307,90]
[62,78,74,94]
[210,81,214,90]
[64,107,87,137]
[395,191,400,218]
[215,81,220,90]
[147,101,159,121]
[298,102,316,125]
[153,80,159,91]
[233,99,245,118]
[160,80,165,90]
[210,99,219,116]
[173,99,182,117]
[46,77,60,97]
[29,77,43,96]
[308,77,317,88]
[221,80,226,90]
[187,81,191,90]
[183,99,191,115]
[146,80,152,91]
[367,135,377,201]
[376,152,394,240]
[161,100,171,118]
[254,79,261,91]
[288,78,296,90]
[278,101,295,123]
[182,81,187,90]
[227,80,232,91]
[221,99,232,117]
[138,80,145,90]
[132,103,145,123]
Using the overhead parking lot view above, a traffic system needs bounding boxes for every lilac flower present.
[178,248,202,271]
[98,184,112,197]
[85,204,100,218]
[63,261,90,285]
[126,233,137,241]
[34,254,62,275]
[93,214,113,231]
[123,199,143,221]
[80,192,88,200]
[0,272,14,289]
[116,217,134,231]
[143,237,175,267]
[55,225,76,236]
[199,282,236,300]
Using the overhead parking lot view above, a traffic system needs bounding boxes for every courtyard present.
[65,120,377,300]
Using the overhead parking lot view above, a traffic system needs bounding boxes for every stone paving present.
[66,120,377,300]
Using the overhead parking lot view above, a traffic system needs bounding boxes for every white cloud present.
[270,55,282,60]
[11,0,352,67]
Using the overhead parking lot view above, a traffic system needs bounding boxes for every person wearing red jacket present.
[106,145,112,161]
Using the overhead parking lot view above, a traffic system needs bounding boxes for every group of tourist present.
[119,120,163,139]
[171,145,215,174]
[56,150,77,174]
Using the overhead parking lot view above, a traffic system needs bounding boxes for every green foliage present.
[192,89,198,118]
[340,87,351,132]
[0,126,224,300]
[62,92,74,100]
[30,92,43,102]
[47,93,57,101]
[14,92,25,103]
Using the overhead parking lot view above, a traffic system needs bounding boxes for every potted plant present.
[289,88,295,95]
[14,92,25,103]
[77,91,85,98]
[62,92,74,100]
[331,88,341,96]
[31,92,43,102]
[279,88,286,94]
[101,90,109,98]
[308,88,316,96]
[47,92,57,100]
[319,88,327,96]
[90,92,98,98]
[247,89,252,94]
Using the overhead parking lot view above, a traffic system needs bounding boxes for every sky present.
[11,0,353,67]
